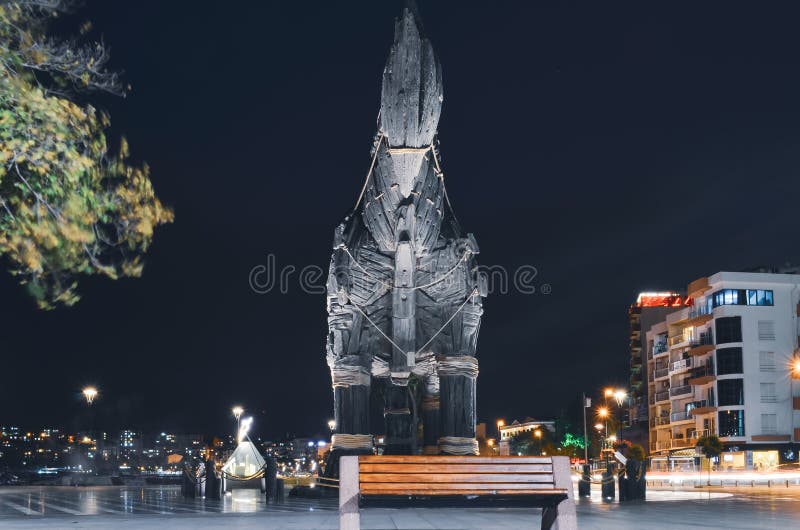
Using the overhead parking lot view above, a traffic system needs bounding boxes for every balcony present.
[670,411,692,423]
[688,362,716,385]
[687,398,716,415]
[650,415,671,428]
[688,332,715,357]
[652,342,669,358]
[670,358,692,374]
[670,438,695,449]
[654,390,670,403]
[668,334,688,348]
[651,441,671,452]
[691,429,711,439]
[653,367,669,380]
[686,306,713,327]
[669,385,692,397]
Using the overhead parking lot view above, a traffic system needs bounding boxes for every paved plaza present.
[0,485,797,529]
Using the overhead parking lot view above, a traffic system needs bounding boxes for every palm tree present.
[696,435,724,486]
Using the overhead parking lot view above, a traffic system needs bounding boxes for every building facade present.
[626,292,686,447]
[646,272,800,470]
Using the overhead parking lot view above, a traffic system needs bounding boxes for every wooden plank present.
[358,456,553,464]
[360,473,555,484]
[359,463,553,474]
[360,484,566,494]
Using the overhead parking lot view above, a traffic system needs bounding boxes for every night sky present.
[3,1,800,441]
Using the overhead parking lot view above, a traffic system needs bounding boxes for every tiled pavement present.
[0,485,797,529]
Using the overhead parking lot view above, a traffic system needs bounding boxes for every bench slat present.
[360,473,555,484]
[360,483,566,493]
[359,464,553,474]
[358,456,553,464]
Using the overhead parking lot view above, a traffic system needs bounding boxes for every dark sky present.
[3,1,800,440]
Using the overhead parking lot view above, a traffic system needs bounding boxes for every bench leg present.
[549,456,578,530]
[339,456,360,530]
[541,501,577,530]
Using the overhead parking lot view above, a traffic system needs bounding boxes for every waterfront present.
[0,485,797,529]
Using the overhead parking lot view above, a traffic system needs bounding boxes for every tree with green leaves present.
[696,435,724,485]
[0,0,172,308]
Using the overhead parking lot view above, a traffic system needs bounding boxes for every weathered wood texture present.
[338,455,577,530]
[326,4,484,459]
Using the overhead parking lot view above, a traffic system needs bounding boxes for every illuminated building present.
[646,270,800,470]
[625,292,686,447]
[497,418,555,456]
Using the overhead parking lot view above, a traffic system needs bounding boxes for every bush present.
[626,444,646,461]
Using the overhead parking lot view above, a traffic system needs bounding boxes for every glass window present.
[747,290,757,305]
[718,410,745,437]
[716,316,742,344]
[716,347,743,375]
[717,379,744,406]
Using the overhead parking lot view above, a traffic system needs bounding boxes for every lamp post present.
[496,419,505,440]
[82,387,98,405]
[534,429,543,456]
[792,355,800,442]
[232,406,244,440]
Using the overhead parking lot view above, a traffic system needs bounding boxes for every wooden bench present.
[339,455,577,530]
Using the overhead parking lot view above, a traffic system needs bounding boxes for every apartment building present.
[626,292,686,447]
[646,271,800,471]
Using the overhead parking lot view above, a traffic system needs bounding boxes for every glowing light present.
[328,419,336,432]
[237,416,252,443]
[597,407,609,419]
[594,423,604,431]
[232,406,244,420]
[604,388,613,398]
[613,390,627,407]
[635,292,684,307]
[792,356,800,378]
[534,429,542,439]
[82,387,98,405]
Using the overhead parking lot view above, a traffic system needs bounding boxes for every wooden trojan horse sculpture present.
[326,3,485,461]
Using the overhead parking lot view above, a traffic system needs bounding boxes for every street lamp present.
[497,419,505,440]
[534,429,543,456]
[82,387,98,405]
[328,419,336,433]
[232,406,244,437]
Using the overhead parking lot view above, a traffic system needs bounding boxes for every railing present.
[650,416,671,427]
[654,390,670,403]
[690,332,714,349]
[668,335,687,347]
[651,441,671,451]
[688,305,712,319]
[670,358,692,373]
[689,362,715,381]
[691,429,711,439]
[671,438,695,449]
[686,398,715,412]
[652,342,668,356]
[654,367,669,379]
[670,411,690,422]
[670,385,692,397]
